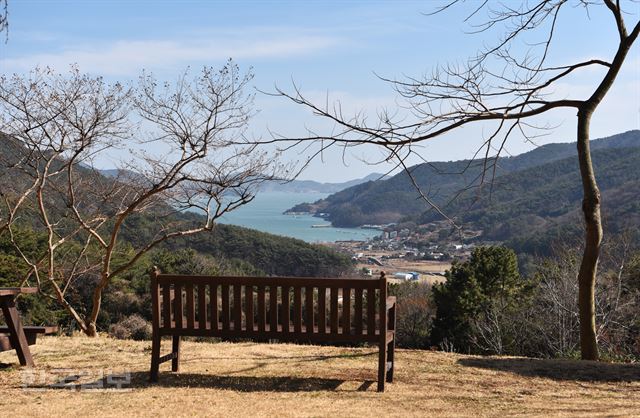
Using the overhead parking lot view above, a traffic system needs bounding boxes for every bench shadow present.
[0,362,15,370]
[26,351,379,392]
[44,371,374,392]
[39,369,376,392]
[141,373,349,391]
[458,357,640,382]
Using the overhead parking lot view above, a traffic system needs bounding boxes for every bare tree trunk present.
[576,108,601,361]
[573,23,639,360]
[84,276,109,337]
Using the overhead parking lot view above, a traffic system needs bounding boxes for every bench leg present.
[171,335,181,372]
[377,341,386,392]
[149,333,161,382]
[1,299,34,367]
[386,337,395,383]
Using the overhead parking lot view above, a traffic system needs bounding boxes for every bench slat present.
[282,286,290,334]
[318,287,326,334]
[257,285,266,333]
[246,285,254,332]
[162,285,171,329]
[233,284,242,331]
[305,286,314,334]
[343,287,351,335]
[354,288,363,335]
[293,287,302,334]
[269,286,278,333]
[221,284,230,331]
[367,287,376,335]
[330,287,339,334]
[211,285,219,332]
[198,284,207,330]
[174,284,183,329]
[186,284,195,330]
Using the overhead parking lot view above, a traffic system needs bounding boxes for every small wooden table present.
[0,287,38,366]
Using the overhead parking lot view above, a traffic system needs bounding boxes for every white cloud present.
[1,34,340,76]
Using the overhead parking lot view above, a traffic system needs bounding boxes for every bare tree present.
[264,0,639,360]
[0,64,284,336]
[0,0,7,40]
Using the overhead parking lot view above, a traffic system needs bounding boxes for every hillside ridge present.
[286,130,640,252]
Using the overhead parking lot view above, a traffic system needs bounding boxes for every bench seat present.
[0,326,58,352]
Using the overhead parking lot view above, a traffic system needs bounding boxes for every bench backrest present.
[150,269,388,344]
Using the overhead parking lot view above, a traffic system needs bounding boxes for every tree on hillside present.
[0,64,284,336]
[431,246,528,354]
[266,0,639,360]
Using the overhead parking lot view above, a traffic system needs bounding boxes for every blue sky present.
[1,0,638,181]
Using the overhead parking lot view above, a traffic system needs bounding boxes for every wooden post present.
[149,267,161,382]
[377,271,387,392]
[1,296,34,367]
[172,277,182,372]
[171,336,181,372]
[387,295,396,383]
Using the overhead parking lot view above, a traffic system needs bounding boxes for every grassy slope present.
[0,336,638,417]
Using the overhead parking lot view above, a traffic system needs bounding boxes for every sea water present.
[217,192,380,243]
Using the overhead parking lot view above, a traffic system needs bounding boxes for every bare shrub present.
[390,282,434,349]
[108,314,152,341]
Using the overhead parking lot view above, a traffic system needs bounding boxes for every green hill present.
[0,133,352,279]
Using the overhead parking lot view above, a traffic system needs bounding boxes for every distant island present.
[260,172,384,194]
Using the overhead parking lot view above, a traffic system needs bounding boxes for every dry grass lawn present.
[0,335,638,417]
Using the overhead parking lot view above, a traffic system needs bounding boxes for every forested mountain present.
[0,134,352,280]
[289,130,640,252]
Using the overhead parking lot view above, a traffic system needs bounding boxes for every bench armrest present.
[386,296,396,311]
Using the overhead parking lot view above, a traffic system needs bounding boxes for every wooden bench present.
[149,269,397,392]
[1,287,59,366]
[0,326,59,352]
